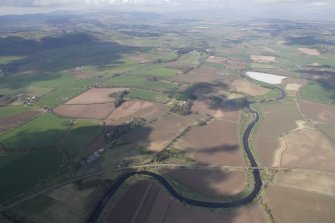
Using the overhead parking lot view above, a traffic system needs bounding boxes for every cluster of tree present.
[76,178,113,190]
[170,100,193,116]
[146,76,158,82]
[210,95,225,104]
[175,46,209,56]
[152,147,192,163]
[105,117,146,142]
[109,90,128,107]
[169,87,197,101]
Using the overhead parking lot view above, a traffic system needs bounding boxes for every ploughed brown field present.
[159,168,247,197]
[103,180,268,223]
[0,110,41,133]
[70,69,97,79]
[65,88,128,105]
[265,185,335,223]
[105,100,169,126]
[298,48,320,56]
[119,114,193,152]
[230,79,269,96]
[206,56,226,64]
[281,128,335,171]
[86,100,169,154]
[284,78,305,93]
[298,99,335,124]
[172,64,223,84]
[273,171,335,196]
[250,55,276,63]
[177,119,245,166]
[252,136,282,167]
[252,101,304,167]
[53,103,116,119]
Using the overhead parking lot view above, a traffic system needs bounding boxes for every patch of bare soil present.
[65,88,128,105]
[206,56,225,64]
[274,171,335,196]
[250,55,276,62]
[282,128,335,171]
[160,168,247,196]
[0,110,41,133]
[164,201,268,223]
[103,180,268,223]
[119,114,193,152]
[178,119,244,166]
[298,99,335,124]
[265,185,335,223]
[53,103,115,119]
[105,100,169,126]
[298,48,320,56]
[231,79,269,96]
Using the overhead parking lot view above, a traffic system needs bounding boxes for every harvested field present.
[103,180,268,223]
[53,103,115,119]
[103,180,168,223]
[298,99,335,124]
[160,168,247,196]
[254,101,303,136]
[250,55,276,62]
[281,129,335,171]
[164,201,268,223]
[0,110,41,133]
[119,114,193,152]
[265,185,335,223]
[246,71,287,84]
[65,88,128,105]
[70,69,97,79]
[105,100,169,126]
[273,171,335,196]
[172,65,223,84]
[298,48,320,56]
[253,136,282,167]
[285,78,305,93]
[206,56,225,64]
[231,79,269,96]
[129,54,153,63]
[318,124,335,142]
[177,119,245,166]
[253,101,303,167]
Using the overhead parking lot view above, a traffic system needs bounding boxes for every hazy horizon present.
[0,0,334,21]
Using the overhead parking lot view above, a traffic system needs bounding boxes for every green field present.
[0,56,24,65]
[62,119,102,159]
[128,64,177,78]
[127,88,169,103]
[0,151,62,202]
[0,106,31,117]
[102,75,177,92]
[300,81,335,105]
[0,114,70,150]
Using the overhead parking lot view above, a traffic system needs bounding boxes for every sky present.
[0,0,334,18]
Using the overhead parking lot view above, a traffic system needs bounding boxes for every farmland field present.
[300,81,335,105]
[0,114,70,150]
[0,8,335,223]
[0,151,62,202]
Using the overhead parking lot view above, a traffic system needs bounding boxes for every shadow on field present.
[198,144,239,153]
[0,32,140,88]
[186,81,248,112]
